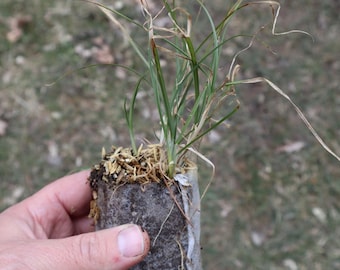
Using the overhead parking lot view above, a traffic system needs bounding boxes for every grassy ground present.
[1,0,340,269]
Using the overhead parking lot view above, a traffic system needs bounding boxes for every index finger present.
[0,170,93,240]
[35,170,92,218]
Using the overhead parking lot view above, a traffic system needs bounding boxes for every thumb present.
[30,224,150,270]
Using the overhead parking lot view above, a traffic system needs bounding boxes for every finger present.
[1,170,93,239]
[72,216,95,235]
[35,170,92,218]
[47,215,95,239]
[28,170,93,237]
[7,225,150,270]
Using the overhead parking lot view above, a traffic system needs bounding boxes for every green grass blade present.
[178,103,240,155]
[123,76,145,155]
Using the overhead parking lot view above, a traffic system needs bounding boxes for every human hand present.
[0,170,150,270]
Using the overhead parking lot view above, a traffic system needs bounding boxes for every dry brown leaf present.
[6,15,32,43]
[93,44,114,64]
[74,36,114,64]
[92,37,114,64]
[0,119,8,136]
[276,141,306,153]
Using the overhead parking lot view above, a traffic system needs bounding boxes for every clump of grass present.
[92,0,340,180]
[99,0,242,178]
[84,1,340,269]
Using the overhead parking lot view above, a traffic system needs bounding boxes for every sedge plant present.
[99,0,243,179]
[84,1,340,269]
[93,0,340,183]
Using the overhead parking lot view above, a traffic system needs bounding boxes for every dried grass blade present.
[238,76,340,162]
[98,5,149,66]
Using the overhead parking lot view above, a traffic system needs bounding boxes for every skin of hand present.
[0,170,150,270]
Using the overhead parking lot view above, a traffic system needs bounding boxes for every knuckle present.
[75,233,107,267]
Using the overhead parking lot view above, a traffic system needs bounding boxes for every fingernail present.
[118,225,145,257]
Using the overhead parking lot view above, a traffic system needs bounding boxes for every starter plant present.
[86,0,340,269]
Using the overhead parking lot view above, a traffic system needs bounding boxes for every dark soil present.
[94,180,188,270]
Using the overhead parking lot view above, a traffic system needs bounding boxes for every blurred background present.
[1,0,339,269]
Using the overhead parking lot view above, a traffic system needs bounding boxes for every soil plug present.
[89,145,201,269]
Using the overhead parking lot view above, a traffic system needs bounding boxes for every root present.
[152,203,175,247]
[175,238,186,270]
